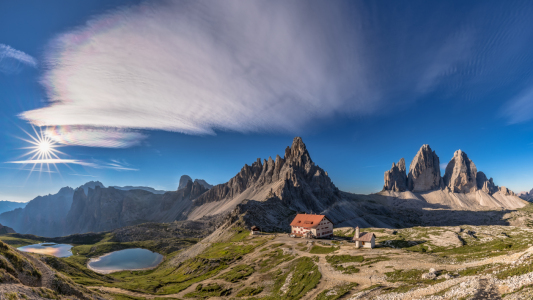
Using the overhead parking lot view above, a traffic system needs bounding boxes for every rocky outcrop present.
[178,175,193,189]
[383,158,408,192]
[499,186,516,196]
[476,172,498,195]
[0,223,15,234]
[408,145,443,192]
[179,175,212,190]
[443,150,477,193]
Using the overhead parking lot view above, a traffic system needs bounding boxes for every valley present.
[1,137,533,299]
[5,218,533,299]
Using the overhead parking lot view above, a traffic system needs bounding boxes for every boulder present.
[383,158,408,192]
[408,145,443,192]
[443,150,478,193]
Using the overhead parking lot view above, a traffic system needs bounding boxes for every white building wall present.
[315,218,333,238]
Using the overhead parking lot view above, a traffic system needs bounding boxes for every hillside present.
[0,240,105,299]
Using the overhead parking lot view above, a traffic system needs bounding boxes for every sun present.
[15,126,67,176]
[38,140,52,155]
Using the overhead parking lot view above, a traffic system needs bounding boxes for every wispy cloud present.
[18,1,533,145]
[0,44,37,74]
[502,87,533,124]
[69,173,97,177]
[44,126,146,148]
[6,158,137,171]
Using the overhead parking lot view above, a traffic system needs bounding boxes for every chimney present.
[355,226,360,239]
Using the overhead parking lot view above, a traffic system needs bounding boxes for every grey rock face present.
[195,179,213,189]
[178,175,193,190]
[193,137,339,214]
[383,158,408,192]
[408,145,443,192]
[476,172,498,195]
[179,175,212,190]
[443,150,478,193]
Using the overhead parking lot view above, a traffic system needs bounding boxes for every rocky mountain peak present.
[285,137,313,169]
[77,181,105,195]
[192,137,338,214]
[408,144,443,192]
[178,175,193,190]
[383,158,408,192]
[443,149,477,193]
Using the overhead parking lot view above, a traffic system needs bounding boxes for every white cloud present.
[0,44,37,74]
[18,1,479,146]
[21,1,374,137]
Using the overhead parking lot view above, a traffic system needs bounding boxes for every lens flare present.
[16,126,67,177]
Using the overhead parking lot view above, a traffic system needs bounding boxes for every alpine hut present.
[290,213,333,238]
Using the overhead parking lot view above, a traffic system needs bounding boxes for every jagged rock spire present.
[476,171,498,195]
[443,150,477,193]
[408,144,443,192]
[383,158,408,192]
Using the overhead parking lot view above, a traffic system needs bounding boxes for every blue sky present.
[1,0,533,202]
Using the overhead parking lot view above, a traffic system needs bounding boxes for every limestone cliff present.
[443,150,478,193]
[383,158,408,192]
[476,171,498,195]
[407,145,443,192]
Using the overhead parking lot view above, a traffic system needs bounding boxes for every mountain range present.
[0,200,26,215]
[0,137,527,237]
[518,189,533,202]
[381,144,525,211]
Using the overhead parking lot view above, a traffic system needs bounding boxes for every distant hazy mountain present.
[0,181,104,237]
[519,189,533,202]
[110,186,167,194]
[179,175,213,190]
[0,200,26,215]
[64,180,208,235]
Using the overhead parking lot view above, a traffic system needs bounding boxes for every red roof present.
[290,214,329,229]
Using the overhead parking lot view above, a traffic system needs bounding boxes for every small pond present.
[87,248,164,274]
[17,243,73,257]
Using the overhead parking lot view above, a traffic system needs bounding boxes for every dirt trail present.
[19,251,55,288]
